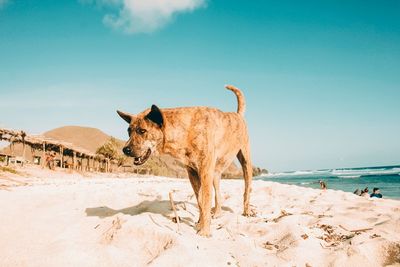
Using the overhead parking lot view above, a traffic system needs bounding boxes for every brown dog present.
[117,85,252,237]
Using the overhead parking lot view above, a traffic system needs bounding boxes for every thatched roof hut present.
[0,128,95,158]
[0,127,112,171]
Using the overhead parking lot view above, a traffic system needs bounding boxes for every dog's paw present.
[211,207,222,219]
[242,208,257,217]
[197,228,212,238]
[195,221,212,237]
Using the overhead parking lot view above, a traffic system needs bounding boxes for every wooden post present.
[22,140,26,167]
[60,146,64,168]
[42,142,46,168]
[77,155,81,171]
[72,151,76,170]
[10,141,14,157]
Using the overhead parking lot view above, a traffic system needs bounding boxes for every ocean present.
[259,165,400,200]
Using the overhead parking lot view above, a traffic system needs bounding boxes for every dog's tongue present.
[133,149,151,165]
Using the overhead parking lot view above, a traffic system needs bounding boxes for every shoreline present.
[256,177,400,201]
[259,172,400,201]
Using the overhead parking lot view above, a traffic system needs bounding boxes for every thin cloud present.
[83,0,206,34]
[79,0,121,8]
[0,0,9,8]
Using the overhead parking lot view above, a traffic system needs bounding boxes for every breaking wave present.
[262,165,400,179]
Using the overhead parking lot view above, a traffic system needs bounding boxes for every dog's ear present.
[117,110,133,124]
[145,105,163,128]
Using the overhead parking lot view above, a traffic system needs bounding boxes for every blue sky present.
[0,0,399,171]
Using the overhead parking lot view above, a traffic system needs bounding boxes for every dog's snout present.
[123,146,132,156]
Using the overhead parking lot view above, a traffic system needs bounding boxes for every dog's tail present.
[225,85,246,116]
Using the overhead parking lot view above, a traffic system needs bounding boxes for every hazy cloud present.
[79,0,121,8]
[0,0,9,8]
[83,0,206,34]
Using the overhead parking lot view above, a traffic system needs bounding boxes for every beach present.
[1,1,400,266]
[261,165,400,200]
[1,168,399,267]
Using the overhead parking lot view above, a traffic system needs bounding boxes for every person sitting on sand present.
[319,180,327,190]
[353,189,361,196]
[360,187,369,198]
[370,188,383,198]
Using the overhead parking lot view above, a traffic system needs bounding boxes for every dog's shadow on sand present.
[85,199,234,227]
[86,199,197,226]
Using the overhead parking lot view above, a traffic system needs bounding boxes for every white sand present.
[0,168,399,267]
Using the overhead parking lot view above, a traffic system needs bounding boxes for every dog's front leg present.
[197,168,214,237]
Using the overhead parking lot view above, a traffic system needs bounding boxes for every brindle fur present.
[117,85,253,237]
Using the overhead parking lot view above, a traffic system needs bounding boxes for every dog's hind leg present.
[237,145,253,217]
[212,172,222,218]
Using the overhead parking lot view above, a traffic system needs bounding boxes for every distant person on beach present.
[319,180,327,190]
[353,189,362,196]
[45,152,55,170]
[360,187,369,198]
[370,188,383,198]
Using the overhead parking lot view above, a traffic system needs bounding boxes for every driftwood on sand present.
[169,191,181,232]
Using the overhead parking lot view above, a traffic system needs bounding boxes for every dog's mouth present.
[133,149,151,166]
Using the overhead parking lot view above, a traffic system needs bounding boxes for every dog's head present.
[117,105,164,166]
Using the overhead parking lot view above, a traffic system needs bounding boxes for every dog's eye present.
[136,128,147,135]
